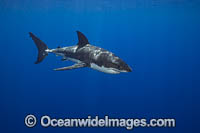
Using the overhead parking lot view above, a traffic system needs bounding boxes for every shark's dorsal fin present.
[77,31,89,49]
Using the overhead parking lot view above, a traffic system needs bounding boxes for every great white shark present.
[29,31,132,74]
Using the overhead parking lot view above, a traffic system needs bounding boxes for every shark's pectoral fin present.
[54,63,86,71]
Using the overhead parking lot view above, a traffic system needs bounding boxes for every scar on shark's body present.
[29,31,132,74]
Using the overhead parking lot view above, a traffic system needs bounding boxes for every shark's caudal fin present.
[29,32,48,64]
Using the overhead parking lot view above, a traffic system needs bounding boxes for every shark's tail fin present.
[29,32,49,64]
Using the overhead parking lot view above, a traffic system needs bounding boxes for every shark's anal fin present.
[76,31,89,50]
[54,63,86,71]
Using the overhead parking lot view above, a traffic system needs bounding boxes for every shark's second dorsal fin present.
[77,31,89,49]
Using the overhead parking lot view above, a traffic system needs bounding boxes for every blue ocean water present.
[0,0,200,132]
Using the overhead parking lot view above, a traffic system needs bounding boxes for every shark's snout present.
[121,64,132,73]
[114,59,132,73]
[124,65,132,72]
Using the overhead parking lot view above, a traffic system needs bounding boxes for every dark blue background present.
[0,0,200,132]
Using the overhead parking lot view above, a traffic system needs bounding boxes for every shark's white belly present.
[90,63,120,74]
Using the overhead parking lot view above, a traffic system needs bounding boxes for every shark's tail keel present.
[29,32,49,64]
